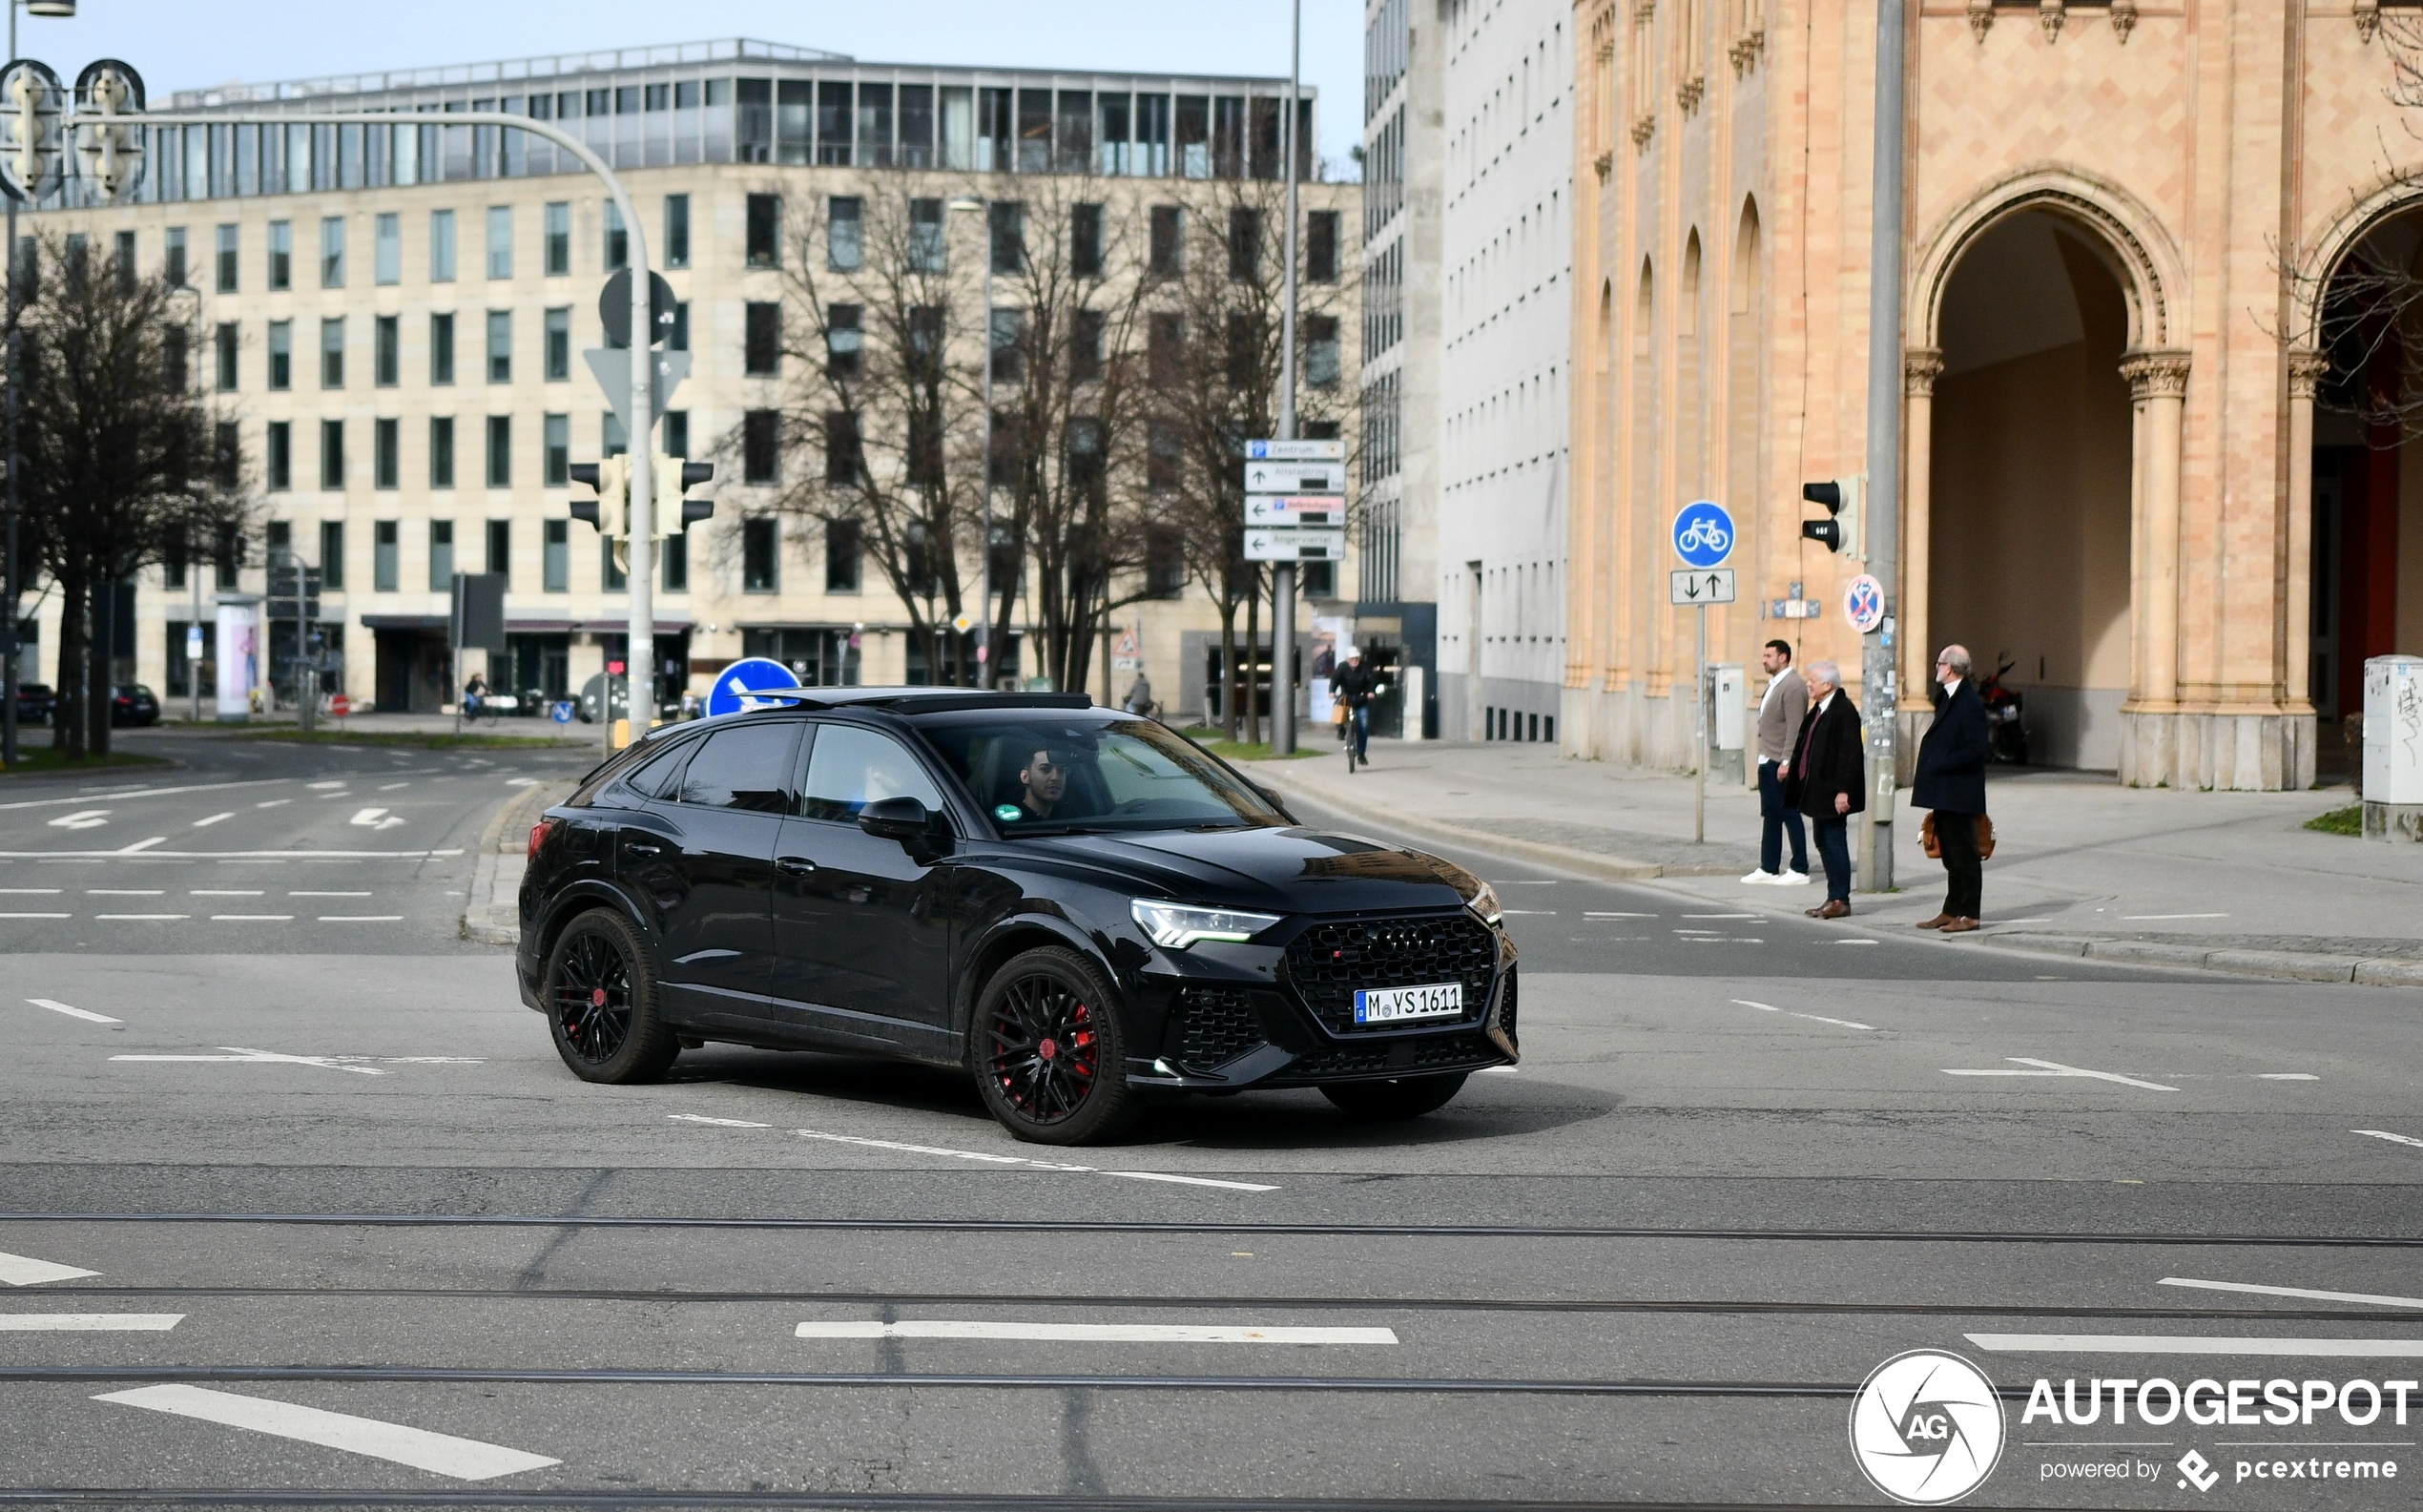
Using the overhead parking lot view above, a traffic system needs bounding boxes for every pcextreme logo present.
[1850,1350,2008,1505]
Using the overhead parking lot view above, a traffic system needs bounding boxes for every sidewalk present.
[163,710,596,744]
[1248,740,2423,987]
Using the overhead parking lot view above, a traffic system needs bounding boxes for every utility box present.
[2363,655,2423,841]
[1710,663,1746,785]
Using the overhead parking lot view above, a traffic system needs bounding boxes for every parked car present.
[517,690,1516,1144]
[111,684,159,727]
[14,683,52,727]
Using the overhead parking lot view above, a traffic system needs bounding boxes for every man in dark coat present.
[1912,643,1991,932]
[1783,659,1865,918]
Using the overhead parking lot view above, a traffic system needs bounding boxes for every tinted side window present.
[677,723,798,814]
[799,725,944,822]
[620,735,695,800]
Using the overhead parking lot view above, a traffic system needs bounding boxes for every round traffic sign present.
[1672,500,1735,569]
[550,699,575,724]
[1844,573,1886,634]
[703,656,803,718]
[598,267,681,349]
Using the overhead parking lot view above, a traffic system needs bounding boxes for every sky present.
[18,1,1366,175]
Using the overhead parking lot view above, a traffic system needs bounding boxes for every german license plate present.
[1352,982,1463,1025]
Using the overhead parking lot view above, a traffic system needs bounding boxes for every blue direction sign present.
[704,656,803,718]
[1672,500,1735,570]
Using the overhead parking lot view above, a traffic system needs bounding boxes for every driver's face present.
[1022,751,1067,804]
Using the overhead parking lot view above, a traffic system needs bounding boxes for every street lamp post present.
[947,196,993,690]
[1270,0,1304,755]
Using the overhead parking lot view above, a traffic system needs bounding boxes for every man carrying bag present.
[1913,644,1992,933]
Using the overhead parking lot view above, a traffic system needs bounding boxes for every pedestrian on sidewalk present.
[1913,644,1991,934]
[1743,638,1811,887]
[1784,660,1864,919]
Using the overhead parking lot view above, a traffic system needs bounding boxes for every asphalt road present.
[1,742,2418,1510]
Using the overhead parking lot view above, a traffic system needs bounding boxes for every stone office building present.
[1567,0,2423,788]
[24,38,1350,719]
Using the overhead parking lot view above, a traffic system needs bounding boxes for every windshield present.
[915,712,1288,835]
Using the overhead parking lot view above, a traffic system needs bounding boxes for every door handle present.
[776,856,817,876]
[624,840,664,858]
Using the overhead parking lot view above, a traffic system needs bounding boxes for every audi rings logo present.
[1849,1350,2007,1505]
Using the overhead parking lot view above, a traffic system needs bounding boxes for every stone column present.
[1901,349,1943,697]
[2119,350,2191,784]
[2285,350,2329,712]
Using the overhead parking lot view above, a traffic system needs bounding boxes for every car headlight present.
[1467,880,1504,927]
[1129,900,1283,949]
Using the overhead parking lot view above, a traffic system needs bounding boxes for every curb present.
[460,780,575,947]
[1981,931,2423,988]
[1247,766,1669,880]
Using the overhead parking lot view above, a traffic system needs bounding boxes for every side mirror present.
[858,796,931,841]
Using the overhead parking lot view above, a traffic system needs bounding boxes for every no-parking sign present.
[1843,574,1886,634]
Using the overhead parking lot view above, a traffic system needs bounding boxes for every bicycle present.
[1342,702,1369,773]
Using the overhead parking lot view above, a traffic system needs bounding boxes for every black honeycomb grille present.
[1495,968,1518,1050]
[1176,987,1266,1073]
[1283,913,1498,1032]
[1284,1032,1501,1081]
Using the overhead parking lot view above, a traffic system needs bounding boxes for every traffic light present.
[653,456,716,534]
[1800,474,1864,559]
[568,455,631,542]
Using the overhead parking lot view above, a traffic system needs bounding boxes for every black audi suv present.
[517,689,1517,1144]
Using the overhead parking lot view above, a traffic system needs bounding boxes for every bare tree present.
[14,235,249,756]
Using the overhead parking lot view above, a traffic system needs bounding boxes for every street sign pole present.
[1670,502,1737,847]
[1271,0,1303,756]
[1696,603,1709,844]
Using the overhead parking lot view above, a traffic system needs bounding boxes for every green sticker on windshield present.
[994,803,1024,822]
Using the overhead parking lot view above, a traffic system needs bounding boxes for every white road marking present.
[1683,913,1760,920]
[1673,928,1722,935]
[1731,999,1782,1012]
[0,1250,100,1285]
[48,811,108,830]
[792,1129,1278,1191]
[29,998,119,1025]
[2122,913,2228,921]
[1968,1333,2423,1357]
[797,1320,1398,1344]
[0,912,69,919]
[305,781,349,790]
[379,782,411,791]
[668,1114,773,1129]
[349,808,406,831]
[2257,1072,2319,1081]
[2355,1129,2423,1150]
[254,799,291,809]
[1942,1057,2179,1092]
[0,887,61,894]
[1791,1011,1875,1030]
[110,1046,387,1076]
[507,777,542,786]
[1498,909,1556,916]
[0,1313,181,1331]
[1834,939,1880,945]
[94,914,188,922]
[0,777,283,815]
[116,838,168,855]
[94,1385,560,1481]
[88,889,164,897]
[191,890,263,897]
[317,915,404,922]
[1682,937,1765,943]
[192,813,234,828]
[290,891,371,898]
[2160,1277,2423,1311]
[211,914,295,922]
[1585,911,1655,918]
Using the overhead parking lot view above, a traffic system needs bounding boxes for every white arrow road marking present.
[797,1320,1398,1344]
[0,1314,180,1331]
[94,1385,560,1481]
[48,811,109,830]
[1966,1333,2423,1357]
[790,1128,1277,1191]
[2160,1277,2423,1310]
[29,998,120,1025]
[348,808,406,831]
[1942,1057,2178,1091]
[2356,1129,2423,1150]
[110,1046,388,1076]
[0,1250,100,1286]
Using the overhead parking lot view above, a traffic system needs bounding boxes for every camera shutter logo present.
[1848,1350,2005,1505]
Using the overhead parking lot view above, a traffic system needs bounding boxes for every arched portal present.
[1925,209,2136,769]
[2307,209,2423,777]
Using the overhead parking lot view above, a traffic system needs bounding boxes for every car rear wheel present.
[1320,1071,1468,1121]
[544,909,678,1084]
[971,946,1140,1146]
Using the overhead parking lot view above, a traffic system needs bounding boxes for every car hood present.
[1017,824,1481,915]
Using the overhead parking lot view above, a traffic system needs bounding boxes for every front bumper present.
[1121,911,1519,1090]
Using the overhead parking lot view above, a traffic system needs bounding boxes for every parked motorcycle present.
[1978,654,2029,766]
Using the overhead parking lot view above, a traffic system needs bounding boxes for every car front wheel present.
[971,946,1141,1146]
[1320,1071,1469,1121]
[543,909,679,1084]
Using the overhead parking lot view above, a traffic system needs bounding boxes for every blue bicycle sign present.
[1672,501,1735,569]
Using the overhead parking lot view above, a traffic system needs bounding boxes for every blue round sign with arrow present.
[704,656,804,718]
[1672,500,1735,570]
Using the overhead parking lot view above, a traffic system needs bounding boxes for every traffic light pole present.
[1269,0,1303,756]
[136,108,656,741]
[1859,0,1908,894]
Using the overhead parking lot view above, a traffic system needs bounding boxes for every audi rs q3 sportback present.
[517,690,1517,1144]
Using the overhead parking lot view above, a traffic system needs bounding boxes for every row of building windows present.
[167,515,694,596]
[173,197,689,294]
[207,304,690,392]
[245,409,697,492]
[129,79,1316,208]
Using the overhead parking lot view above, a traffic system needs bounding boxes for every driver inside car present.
[1016,747,1070,821]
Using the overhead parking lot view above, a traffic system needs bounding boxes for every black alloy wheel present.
[1320,1070,1469,1121]
[543,909,678,1084]
[972,946,1140,1145]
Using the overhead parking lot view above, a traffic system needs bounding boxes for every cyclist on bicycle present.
[463,672,488,719]
[1332,649,1378,766]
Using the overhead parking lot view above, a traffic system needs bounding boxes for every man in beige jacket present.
[1743,639,1811,885]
